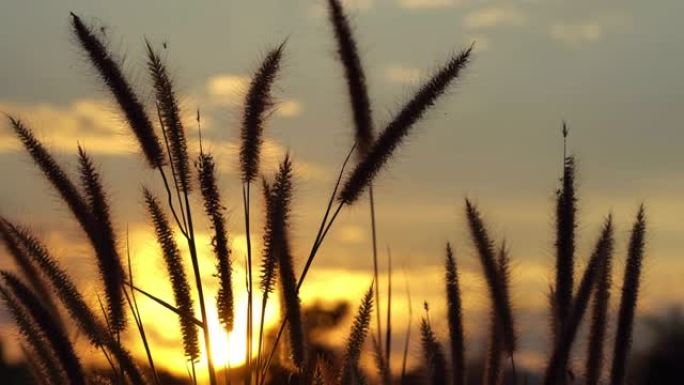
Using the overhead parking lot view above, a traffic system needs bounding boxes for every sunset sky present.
[1,0,683,378]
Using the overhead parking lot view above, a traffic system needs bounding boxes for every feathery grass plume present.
[464,200,516,353]
[340,284,374,385]
[198,152,233,331]
[268,156,305,368]
[484,314,503,385]
[3,221,148,385]
[147,42,191,191]
[77,146,126,332]
[326,0,374,155]
[21,344,58,385]
[543,216,614,385]
[240,42,285,183]
[444,243,465,385]
[554,156,577,340]
[484,243,510,385]
[339,45,472,204]
[0,221,62,324]
[260,178,278,296]
[420,318,448,385]
[584,220,613,385]
[1,272,85,385]
[9,117,127,332]
[3,220,105,343]
[70,13,165,167]
[0,284,66,385]
[372,336,391,385]
[144,189,200,361]
[609,206,646,385]
[8,117,92,231]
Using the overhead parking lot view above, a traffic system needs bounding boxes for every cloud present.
[275,99,303,118]
[549,21,603,46]
[384,65,422,84]
[206,74,249,106]
[464,5,525,30]
[397,0,462,9]
[0,99,139,155]
[205,74,302,117]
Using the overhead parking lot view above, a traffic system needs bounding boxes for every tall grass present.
[0,4,652,385]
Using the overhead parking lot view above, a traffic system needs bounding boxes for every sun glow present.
[198,290,281,369]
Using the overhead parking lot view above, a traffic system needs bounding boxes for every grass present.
[0,2,650,385]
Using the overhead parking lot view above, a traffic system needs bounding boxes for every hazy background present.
[1,0,683,376]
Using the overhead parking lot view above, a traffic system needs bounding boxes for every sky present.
[1,0,683,378]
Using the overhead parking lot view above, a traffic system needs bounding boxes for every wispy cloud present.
[397,0,462,9]
[464,5,525,30]
[276,99,303,118]
[0,99,138,155]
[205,74,302,117]
[549,21,603,46]
[206,74,249,106]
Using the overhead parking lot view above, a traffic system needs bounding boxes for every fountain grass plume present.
[0,283,65,385]
[8,117,92,234]
[339,45,472,204]
[269,155,305,368]
[240,42,285,183]
[445,242,465,385]
[554,156,577,340]
[326,0,374,155]
[4,221,148,385]
[143,189,200,361]
[70,13,165,167]
[609,206,646,385]
[147,42,191,191]
[544,216,614,385]
[259,178,278,296]
[420,318,448,385]
[0,220,61,324]
[584,216,613,385]
[464,199,516,353]
[340,284,374,385]
[1,272,86,385]
[198,152,234,331]
[77,146,126,332]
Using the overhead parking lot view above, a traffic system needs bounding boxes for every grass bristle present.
[326,0,374,155]
[609,206,646,385]
[70,13,165,167]
[554,155,577,340]
[445,242,465,385]
[0,284,66,385]
[340,284,374,385]
[543,216,614,385]
[240,43,285,183]
[464,199,516,354]
[1,272,86,385]
[584,218,613,385]
[198,152,234,331]
[144,189,200,361]
[8,117,92,233]
[0,220,62,325]
[77,146,126,332]
[147,42,191,191]
[420,318,448,385]
[338,46,472,204]
[268,155,305,368]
